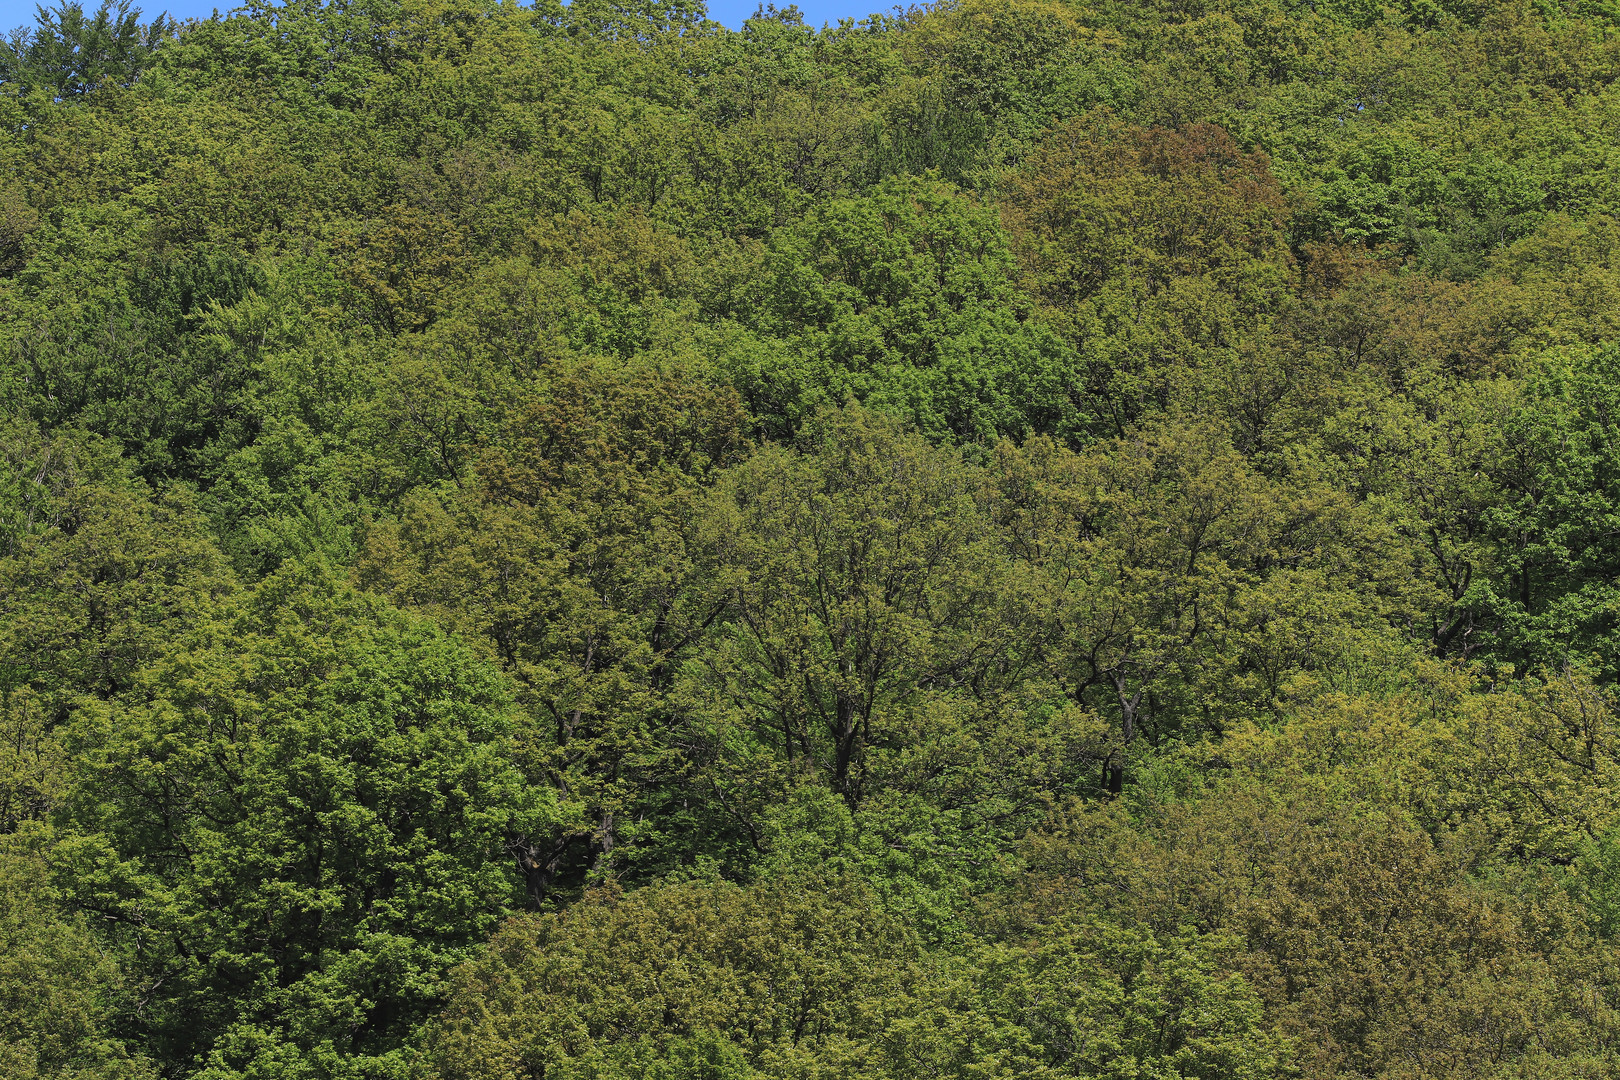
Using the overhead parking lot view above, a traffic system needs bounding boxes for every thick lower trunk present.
[1108,671,1140,797]
[833,731,859,807]
[832,694,861,809]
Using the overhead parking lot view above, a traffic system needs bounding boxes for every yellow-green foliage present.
[7,0,1620,1076]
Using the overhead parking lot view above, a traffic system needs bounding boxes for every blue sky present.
[0,0,891,34]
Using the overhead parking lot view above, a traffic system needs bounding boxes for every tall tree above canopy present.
[0,1,174,99]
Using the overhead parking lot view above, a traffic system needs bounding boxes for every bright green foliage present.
[720,176,1087,445]
[58,566,556,1077]
[1483,344,1620,676]
[8,0,1620,1076]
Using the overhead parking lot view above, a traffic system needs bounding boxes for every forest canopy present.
[6,0,1620,1076]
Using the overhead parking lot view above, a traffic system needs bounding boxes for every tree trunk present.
[832,691,861,809]
[1107,670,1141,796]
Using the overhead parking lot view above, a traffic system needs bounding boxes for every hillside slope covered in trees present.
[8,0,1620,1076]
